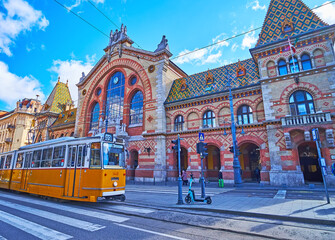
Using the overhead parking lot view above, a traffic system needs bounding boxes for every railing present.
[5,138,12,143]
[281,112,332,127]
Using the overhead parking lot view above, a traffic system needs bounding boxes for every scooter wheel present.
[185,195,191,204]
[205,196,212,204]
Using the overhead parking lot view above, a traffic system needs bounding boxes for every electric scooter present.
[185,174,212,204]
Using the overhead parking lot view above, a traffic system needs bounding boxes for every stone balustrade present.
[281,112,332,127]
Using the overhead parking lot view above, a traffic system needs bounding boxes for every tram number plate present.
[104,133,113,141]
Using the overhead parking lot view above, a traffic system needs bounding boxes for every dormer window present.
[205,70,214,85]
[282,19,294,33]
[180,79,187,92]
[236,60,246,77]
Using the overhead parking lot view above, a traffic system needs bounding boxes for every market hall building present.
[75,0,335,186]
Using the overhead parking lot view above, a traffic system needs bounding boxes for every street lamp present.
[223,68,243,186]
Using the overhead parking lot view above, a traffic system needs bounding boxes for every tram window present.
[68,147,77,167]
[4,155,12,169]
[90,142,101,168]
[77,147,83,167]
[32,150,42,168]
[16,153,24,168]
[53,146,65,167]
[0,156,5,169]
[24,153,32,168]
[41,148,53,168]
[103,143,123,168]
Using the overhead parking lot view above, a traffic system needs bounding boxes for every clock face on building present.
[113,77,119,84]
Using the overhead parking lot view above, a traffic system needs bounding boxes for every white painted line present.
[0,235,7,240]
[0,199,104,232]
[0,193,129,223]
[126,189,215,196]
[274,190,287,199]
[106,205,155,214]
[116,223,189,240]
[0,210,72,240]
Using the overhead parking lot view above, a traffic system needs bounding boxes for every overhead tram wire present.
[87,0,144,50]
[53,0,335,76]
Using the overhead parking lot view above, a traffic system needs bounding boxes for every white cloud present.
[67,0,105,11]
[49,55,96,102]
[313,1,335,24]
[246,0,266,11]
[0,0,49,56]
[174,33,229,65]
[0,61,45,108]
[241,28,258,50]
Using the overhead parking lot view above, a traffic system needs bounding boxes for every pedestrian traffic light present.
[171,139,179,151]
[196,142,203,154]
[202,142,208,157]
[229,146,234,153]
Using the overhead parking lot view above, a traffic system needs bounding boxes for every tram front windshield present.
[103,142,124,168]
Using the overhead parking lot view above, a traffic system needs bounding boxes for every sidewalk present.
[125,182,335,226]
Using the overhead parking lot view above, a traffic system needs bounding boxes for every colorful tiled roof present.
[256,0,328,47]
[165,58,259,104]
[43,81,73,114]
[51,108,77,128]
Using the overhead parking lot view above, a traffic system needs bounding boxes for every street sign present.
[199,132,205,142]
[312,128,319,141]
[320,158,326,167]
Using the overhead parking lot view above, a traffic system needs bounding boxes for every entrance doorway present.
[129,150,138,179]
[206,145,221,180]
[298,143,322,182]
[239,143,260,181]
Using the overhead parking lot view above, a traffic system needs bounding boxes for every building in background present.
[0,99,42,153]
[49,108,76,139]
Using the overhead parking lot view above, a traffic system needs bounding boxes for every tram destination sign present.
[104,133,113,142]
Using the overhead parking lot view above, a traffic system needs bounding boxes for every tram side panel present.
[0,154,14,189]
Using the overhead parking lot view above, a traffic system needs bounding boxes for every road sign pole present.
[177,134,183,205]
[313,128,330,204]
[200,153,206,198]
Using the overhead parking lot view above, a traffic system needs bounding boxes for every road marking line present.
[107,205,155,214]
[126,189,215,196]
[0,193,129,223]
[0,235,7,240]
[274,190,287,199]
[115,223,189,240]
[0,210,72,240]
[0,199,104,232]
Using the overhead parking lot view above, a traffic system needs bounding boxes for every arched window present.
[129,91,143,125]
[90,102,100,130]
[267,61,276,77]
[289,56,299,73]
[106,71,125,123]
[70,132,74,137]
[278,59,288,75]
[289,91,315,115]
[301,54,312,70]
[203,110,215,128]
[237,105,253,124]
[60,133,64,138]
[174,115,184,132]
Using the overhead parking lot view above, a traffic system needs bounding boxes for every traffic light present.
[202,142,208,157]
[171,139,179,151]
[229,146,234,153]
[196,142,203,154]
[236,145,241,156]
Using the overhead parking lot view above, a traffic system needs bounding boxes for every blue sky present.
[0,0,334,110]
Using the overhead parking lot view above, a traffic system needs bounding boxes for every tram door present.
[20,152,32,190]
[64,145,85,198]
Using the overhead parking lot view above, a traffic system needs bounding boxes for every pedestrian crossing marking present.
[107,205,154,214]
[0,199,104,232]
[0,192,129,223]
[0,210,72,240]
[274,190,287,199]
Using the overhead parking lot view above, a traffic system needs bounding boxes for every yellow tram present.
[0,133,126,202]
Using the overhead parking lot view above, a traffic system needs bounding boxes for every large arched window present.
[174,115,184,132]
[129,91,143,125]
[301,54,312,70]
[289,91,315,115]
[203,110,215,128]
[90,102,100,130]
[106,71,125,123]
[237,105,253,124]
[278,59,288,75]
[289,56,299,73]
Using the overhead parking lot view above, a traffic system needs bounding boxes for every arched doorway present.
[298,143,322,182]
[206,145,221,180]
[129,150,138,180]
[180,147,188,171]
[239,143,260,181]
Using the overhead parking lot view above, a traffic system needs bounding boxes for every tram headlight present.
[113,181,118,187]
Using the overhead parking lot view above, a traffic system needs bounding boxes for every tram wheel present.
[120,194,126,202]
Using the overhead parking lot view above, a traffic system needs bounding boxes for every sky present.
[0,0,334,110]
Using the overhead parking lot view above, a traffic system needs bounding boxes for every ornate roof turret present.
[109,24,133,47]
[155,35,170,52]
[255,0,328,47]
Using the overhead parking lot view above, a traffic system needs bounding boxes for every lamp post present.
[225,68,243,186]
